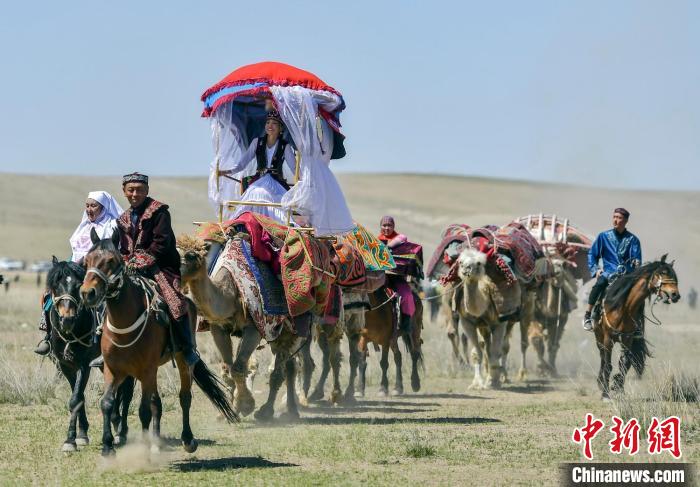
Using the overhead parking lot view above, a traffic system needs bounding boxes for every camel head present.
[177,234,211,283]
[457,248,487,281]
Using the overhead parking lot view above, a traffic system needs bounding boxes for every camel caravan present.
[34,61,682,455]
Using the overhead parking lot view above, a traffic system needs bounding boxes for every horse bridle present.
[649,273,677,304]
[86,264,125,301]
[50,292,93,347]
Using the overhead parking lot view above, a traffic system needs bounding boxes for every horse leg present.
[231,325,260,417]
[596,330,613,400]
[99,369,119,457]
[138,373,157,449]
[74,365,91,447]
[344,328,361,403]
[175,355,197,453]
[462,317,484,389]
[309,328,331,401]
[150,390,163,454]
[611,338,634,394]
[486,322,506,389]
[378,344,390,396]
[254,348,286,422]
[114,376,135,446]
[282,355,300,421]
[59,365,79,452]
[391,339,404,396]
[210,324,236,403]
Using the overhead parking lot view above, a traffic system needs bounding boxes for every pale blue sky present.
[0,1,698,190]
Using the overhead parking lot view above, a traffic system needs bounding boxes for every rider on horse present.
[378,216,421,332]
[89,173,199,367]
[582,207,642,331]
[34,191,123,355]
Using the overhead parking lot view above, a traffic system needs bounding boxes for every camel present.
[439,283,469,367]
[455,248,521,390]
[178,235,304,421]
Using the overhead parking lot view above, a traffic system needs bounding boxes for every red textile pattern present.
[331,241,366,288]
[426,224,472,279]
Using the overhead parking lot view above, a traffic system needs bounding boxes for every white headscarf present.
[69,191,124,262]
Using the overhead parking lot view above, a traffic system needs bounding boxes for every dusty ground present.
[0,173,698,485]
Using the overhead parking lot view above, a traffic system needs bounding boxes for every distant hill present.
[1,173,698,292]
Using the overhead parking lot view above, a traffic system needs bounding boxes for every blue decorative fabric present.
[588,229,642,278]
[240,239,288,315]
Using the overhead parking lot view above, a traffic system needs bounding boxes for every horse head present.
[651,254,680,304]
[47,256,86,335]
[80,228,124,308]
[457,248,487,281]
[176,235,211,284]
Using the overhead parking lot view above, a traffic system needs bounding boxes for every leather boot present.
[34,332,51,355]
[175,315,199,366]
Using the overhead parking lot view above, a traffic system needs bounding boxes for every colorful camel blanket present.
[339,223,395,272]
[215,237,287,342]
[388,240,424,279]
[472,222,544,283]
[239,238,288,315]
[426,224,473,279]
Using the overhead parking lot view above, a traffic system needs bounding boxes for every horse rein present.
[86,265,124,300]
[50,293,93,347]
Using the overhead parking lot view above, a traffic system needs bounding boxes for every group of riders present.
[34,108,645,370]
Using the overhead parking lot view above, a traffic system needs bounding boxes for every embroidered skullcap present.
[380,215,395,226]
[614,207,630,219]
[266,110,283,124]
[122,172,149,185]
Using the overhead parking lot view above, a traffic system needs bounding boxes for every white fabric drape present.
[271,85,354,236]
[68,191,124,262]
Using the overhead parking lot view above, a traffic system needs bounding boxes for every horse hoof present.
[297,395,309,408]
[101,447,116,457]
[182,439,198,453]
[391,388,404,396]
[62,442,77,453]
[517,369,527,382]
[341,393,357,406]
[278,411,300,423]
[377,388,388,397]
[234,393,256,417]
[411,378,421,392]
[113,435,127,446]
[254,406,274,423]
[308,389,324,402]
[75,436,89,447]
[330,390,342,405]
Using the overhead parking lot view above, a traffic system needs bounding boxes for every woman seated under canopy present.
[228,110,296,224]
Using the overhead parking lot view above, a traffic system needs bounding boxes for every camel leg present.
[528,321,550,377]
[210,325,236,400]
[548,312,567,377]
[517,319,530,381]
[462,317,485,389]
[391,339,404,396]
[309,329,331,401]
[357,337,368,398]
[500,322,514,384]
[254,348,286,422]
[230,325,260,417]
[460,330,469,365]
[486,322,506,389]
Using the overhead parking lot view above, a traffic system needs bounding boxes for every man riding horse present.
[90,172,198,367]
[583,207,642,331]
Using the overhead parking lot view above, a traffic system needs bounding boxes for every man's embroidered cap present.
[122,172,149,186]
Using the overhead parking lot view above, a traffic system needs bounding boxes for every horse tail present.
[192,359,240,423]
[629,307,652,377]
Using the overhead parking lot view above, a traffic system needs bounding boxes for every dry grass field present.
[0,173,698,485]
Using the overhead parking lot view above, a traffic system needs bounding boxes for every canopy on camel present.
[201,61,354,236]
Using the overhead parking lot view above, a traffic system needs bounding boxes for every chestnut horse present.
[594,255,680,400]
[80,229,237,456]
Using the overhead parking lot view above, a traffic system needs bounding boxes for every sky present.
[0,0,698,190]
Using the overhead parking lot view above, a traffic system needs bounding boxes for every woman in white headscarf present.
[35,191,124,355]
[68,191,124,263]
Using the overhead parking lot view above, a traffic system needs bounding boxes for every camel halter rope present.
[50,292,94,348]
[85,264,154,349]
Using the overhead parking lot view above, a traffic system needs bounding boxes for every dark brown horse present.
[80,229,237,456]
[594,255,680,400]
[356,288,423,396]
[45,257,135,452]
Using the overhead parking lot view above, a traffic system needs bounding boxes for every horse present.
[45,257,135,452]
[356,287,423,396]
[594,255,680,400]
[79,229,238,456]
